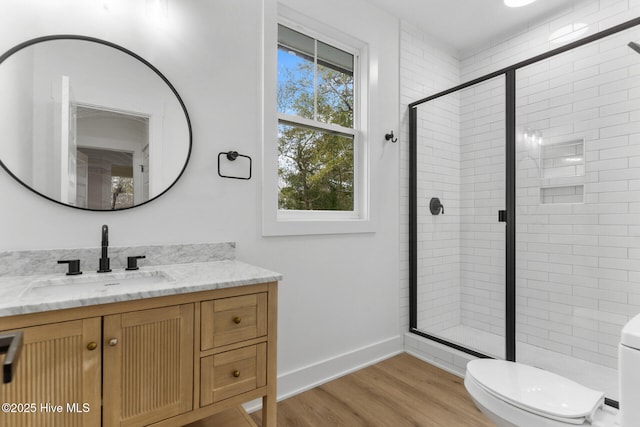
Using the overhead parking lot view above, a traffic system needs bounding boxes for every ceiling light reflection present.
[504,0,537,7]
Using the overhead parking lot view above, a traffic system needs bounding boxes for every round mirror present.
[0,35,191,211]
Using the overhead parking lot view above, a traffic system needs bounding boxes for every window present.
[111,174,134,209]
[277,24,358,214]
[263,11,373,236]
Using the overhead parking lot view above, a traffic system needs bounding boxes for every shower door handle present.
[498,210,507,222]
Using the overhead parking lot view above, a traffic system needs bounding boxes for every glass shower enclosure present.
[409,17,640,405]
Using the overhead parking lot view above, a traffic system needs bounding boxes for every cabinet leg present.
[262,394,277,427]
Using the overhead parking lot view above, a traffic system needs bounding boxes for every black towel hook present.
[385,131,398,143]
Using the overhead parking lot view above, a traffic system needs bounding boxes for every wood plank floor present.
[251,353,493,426]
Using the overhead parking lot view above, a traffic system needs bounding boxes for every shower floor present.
[436,325,618,401]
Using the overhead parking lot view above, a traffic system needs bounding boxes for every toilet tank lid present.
[622,312,640,350]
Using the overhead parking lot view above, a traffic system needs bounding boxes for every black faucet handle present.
[58,259,82,276]
[126,255,146,271]
[429,197,445,215]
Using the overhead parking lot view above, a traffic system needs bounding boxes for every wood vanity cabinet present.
[0,282,277,427]
[103,304,195,426]
[0,317,102,427]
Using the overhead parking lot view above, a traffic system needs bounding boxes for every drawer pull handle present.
[233,316,242,324]
[108,338,118,347]
[87,342,98,351]
[233,370,241,378]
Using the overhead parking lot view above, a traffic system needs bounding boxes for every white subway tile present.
[573,307,628,325]
[574,286,627,303]
[599,300,640,316]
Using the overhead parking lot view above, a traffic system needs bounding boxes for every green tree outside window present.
[277,25,356,211]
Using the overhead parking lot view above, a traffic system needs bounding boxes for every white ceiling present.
[366,0,578,51]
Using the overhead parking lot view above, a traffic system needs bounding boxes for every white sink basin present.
[26,270,174,296]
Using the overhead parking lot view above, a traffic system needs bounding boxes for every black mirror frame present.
[0,34,192,212]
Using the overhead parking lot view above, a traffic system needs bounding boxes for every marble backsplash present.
[0,242,235,277]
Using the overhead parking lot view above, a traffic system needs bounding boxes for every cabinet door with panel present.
[0,318,101,427]
[103,304,194,427]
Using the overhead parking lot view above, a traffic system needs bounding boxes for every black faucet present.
[98,224,112,273]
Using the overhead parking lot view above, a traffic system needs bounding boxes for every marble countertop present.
[0,260,282,317]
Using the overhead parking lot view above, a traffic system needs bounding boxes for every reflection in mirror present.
[0,36,191,211]
[75,107,149,209]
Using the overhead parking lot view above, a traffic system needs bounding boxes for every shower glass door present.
[414,75,506,359]
[515,24,640,402]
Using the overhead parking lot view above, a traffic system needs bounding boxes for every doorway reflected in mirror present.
[75,107,149,210]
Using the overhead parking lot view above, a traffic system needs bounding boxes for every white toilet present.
[464,312,640,426]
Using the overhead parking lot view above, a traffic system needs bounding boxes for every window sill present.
[262,216,376,237]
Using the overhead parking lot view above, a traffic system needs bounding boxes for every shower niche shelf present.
[539,138,585,204]
[540,185,584,204]
[540,138,585,179]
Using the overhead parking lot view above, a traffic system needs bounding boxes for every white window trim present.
[262,4,374,236]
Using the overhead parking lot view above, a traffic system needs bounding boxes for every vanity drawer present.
[200,343,267,406]
[201,293,267,350]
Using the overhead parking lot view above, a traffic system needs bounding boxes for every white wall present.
[0,0,401,400]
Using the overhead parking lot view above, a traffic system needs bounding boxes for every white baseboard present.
[244,335,403,413]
